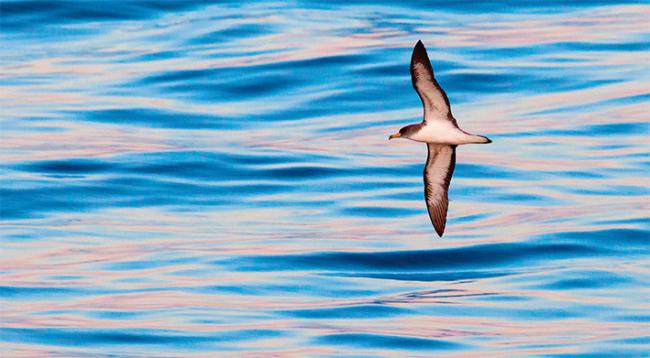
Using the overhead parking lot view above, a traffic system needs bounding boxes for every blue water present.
[1,0,649,356]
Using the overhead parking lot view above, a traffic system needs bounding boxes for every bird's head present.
[389,124,419,140]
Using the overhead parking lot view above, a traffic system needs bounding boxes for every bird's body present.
[405,120,489,145]
[389,40,491,237]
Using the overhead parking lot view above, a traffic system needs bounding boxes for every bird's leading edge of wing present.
[423,144,456,237]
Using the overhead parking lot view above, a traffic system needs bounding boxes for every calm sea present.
[1,0,649,356]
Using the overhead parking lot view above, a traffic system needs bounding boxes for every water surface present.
[1,0,649,356]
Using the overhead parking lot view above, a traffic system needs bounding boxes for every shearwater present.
[389,40,492,237]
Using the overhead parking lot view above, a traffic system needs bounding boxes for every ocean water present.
[1,0,649,356]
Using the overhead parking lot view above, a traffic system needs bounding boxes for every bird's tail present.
[470,135,492,144]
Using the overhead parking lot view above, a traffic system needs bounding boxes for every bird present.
[388,40,491,237]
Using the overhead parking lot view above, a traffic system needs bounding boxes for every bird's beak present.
[389,133,401,140]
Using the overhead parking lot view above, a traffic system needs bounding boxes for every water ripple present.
[1,0,649,356]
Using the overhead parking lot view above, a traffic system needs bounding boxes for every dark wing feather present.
[423,144,456,237]
[410,40,454,124]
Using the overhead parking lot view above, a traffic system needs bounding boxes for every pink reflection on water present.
[422,5,650,47]
[0,122,180,163]
[1,3,648,355]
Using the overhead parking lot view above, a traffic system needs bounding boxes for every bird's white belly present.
[410,122,475,144]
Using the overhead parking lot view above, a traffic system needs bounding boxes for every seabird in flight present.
[389,40,491,237]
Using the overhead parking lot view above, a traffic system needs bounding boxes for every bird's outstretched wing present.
[410,40,454,124]
[423,144,456,237]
